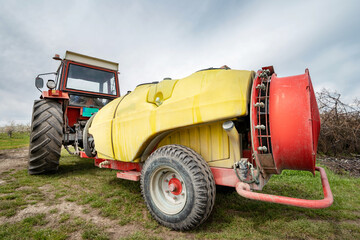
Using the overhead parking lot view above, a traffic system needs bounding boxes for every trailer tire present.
[141,144,216,230]
[28,99,63,175]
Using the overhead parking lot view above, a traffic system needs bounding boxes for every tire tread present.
[28,99,63,175]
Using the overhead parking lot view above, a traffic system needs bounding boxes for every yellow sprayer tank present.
[89,69,254,163]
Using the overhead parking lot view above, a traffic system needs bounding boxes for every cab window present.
[66,64,117,95]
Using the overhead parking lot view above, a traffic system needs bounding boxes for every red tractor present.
[29,51,120,174]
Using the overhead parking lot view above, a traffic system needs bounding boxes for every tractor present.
[29,51,120,174]
[30,52,333,231]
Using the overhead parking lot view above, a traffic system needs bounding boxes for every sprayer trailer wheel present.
[28,99,63,175]
[140,144,216,230]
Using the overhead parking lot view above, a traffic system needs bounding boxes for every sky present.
[0,0,359,125]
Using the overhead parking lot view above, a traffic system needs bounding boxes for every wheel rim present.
[150,166,187,215]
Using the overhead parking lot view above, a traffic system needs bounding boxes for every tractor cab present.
[57,52,120,127]
[31,51,120,162]
[36,51,120,124]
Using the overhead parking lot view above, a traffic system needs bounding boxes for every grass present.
[0,132,30,150]
[0,213,67,240]
[0,149,359,239]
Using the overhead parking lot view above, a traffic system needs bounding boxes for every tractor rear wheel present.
[28,99,63,175]
[141,144,216,230]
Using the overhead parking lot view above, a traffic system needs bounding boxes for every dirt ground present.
[0,147,29,174]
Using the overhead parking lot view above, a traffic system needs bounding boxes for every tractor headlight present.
[46,80,56,89]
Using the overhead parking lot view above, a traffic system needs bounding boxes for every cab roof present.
[65,51,119,71]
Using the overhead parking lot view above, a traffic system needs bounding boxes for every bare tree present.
[317,89,360,156]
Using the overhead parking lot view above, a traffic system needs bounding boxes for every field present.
[0,133,30,150]
[0,135,359,239]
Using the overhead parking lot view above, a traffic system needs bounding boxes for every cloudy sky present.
[0,0,359,125]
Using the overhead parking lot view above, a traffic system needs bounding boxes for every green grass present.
[0,214,67,240]
[0,132,30,149]
[0,150,359,239]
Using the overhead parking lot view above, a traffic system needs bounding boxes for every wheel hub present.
[150,167,187,215]
[168,178,182,195]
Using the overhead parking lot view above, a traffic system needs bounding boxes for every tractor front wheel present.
[141,145,216,230]
[28,99,63,175]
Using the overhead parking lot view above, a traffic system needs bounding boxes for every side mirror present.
[35,77,44,88]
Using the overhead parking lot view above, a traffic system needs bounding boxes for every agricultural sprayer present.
[30,52,333,230]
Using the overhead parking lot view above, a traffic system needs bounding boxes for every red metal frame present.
[80,152,142,181]
[80,152,142,172]
[117,171,141,181]
[235,167,333,209]
[81,151,239,186]
[211,167,239,187]
[60,61,120,98]
[250,68,271,171]
[250,72,262,155]
[42,90,69,99]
